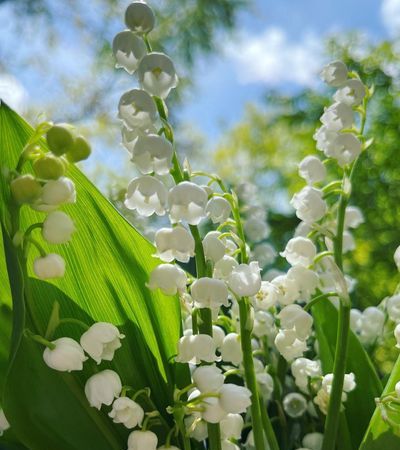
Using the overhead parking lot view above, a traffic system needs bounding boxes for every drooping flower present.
[80,322,125,364]
[42,211,75,244]
[205,197,232,223]
[220,413,244,440]
[168,182,208,225]
[125,2,155,34]
[298,155,327,185]
[33,253,66,279]
[118,89,158,130]
[192,365,225,393]
[154,226,195,263]
[127,430,158,450]
[280,237,317,267]
[228,262,261,297]
[290,186,327,224]
[333,79,366,106]
[213,255,239,280]
[112,30,147,74]
[176,334,217,363]
[43,337,87,372]
[274,329,307,361]
[278,304,313,341]
[283,392,308,418]
[221,333,243,365]
[109,397,144,429]
[219,384,252,414]
[125,176,168,216]
[130,134,173,175]
[147,263,187,295]
[34,177,76,211]
[85,370,122,409]
[320,61,348,87]
[191,277,229,310]
[0,409,10,436]
[320,102,353,131]
[202,231,226,263]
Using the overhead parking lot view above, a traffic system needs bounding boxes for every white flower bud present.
[320,102,353,131]
[127,430,158,450]
[320,61,348,87]
[295,221,312,238]
[244,217,270,242]
[221,333,243,365]
[10,174,42,204]
[228,262,261,297]
[274,329,307,361]
[219,384,252,414]
[283,392,307,418]
[168,182,208,225]
[42,211,75,244]
[281,237,316,267]
[202,231,226,263]
[291,186,327,224]
[125,2,155,34]
[85,370,122,409]
[176,334,217,363]
[130,134,173,175]
[118,89,158,130]
[302,432,324,450]
[192,365,225,392]
[0,409,10,436]
[220,413,244,439]
[109,397,144,428]
[333,79,366,106]
[191,277,229,310]
[214,256,239,280]
[395,381,400,398]
[278,305,313,341]
[154,226,195,263]
[147,263,188,295]
[394,245,400,271]
[125,176,168,217]
[138,52,178,99]
[344,206,364,229]
[80,322,125,364]
[34,177,76,211]
[394,323,400,348]
[386,295,400,323]
[33,253,65,279]
[287,266,319,300]
[271,275,300,306]
[298,156,326,185]
[112,30,147,74]
[205,197,232,223]
[43,337,87,372]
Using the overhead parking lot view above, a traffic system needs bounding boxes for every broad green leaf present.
[312,299,383,449]
[0,102,188,450]
[359,354,400,450]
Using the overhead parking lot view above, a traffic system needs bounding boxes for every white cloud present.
[226,27,324,87]
[381,0,400,36]
[0,74,28,114]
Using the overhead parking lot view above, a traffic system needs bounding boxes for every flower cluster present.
[9,122,91,279]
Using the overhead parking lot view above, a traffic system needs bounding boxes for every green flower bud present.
[66,136,92,162]
[10,175,42,204]
[46,124,75,156]
[125,2,155,34]
[33,154,66,180]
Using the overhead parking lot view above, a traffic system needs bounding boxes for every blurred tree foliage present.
[214,35,400,309]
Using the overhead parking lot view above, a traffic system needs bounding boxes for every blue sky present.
[0,0,399,144]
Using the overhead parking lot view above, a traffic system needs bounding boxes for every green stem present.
[304,292,337,312]
[259,397,280,450]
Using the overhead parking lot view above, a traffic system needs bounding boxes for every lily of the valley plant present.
[1,3,400,450]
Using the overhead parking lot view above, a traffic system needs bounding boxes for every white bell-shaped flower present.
[320,102,353,131]
[220,413,244,440]
[314,125,339,156]
[130,134,173,175]
[278,305,313,341]
[271,275,300,306]
[219,384,252,414]
[396,381,400,398]
[127,430,158,450]
[221,333,243,365]
[154,226,195,262]
[320,61,348,87]
[274,329,307,361]
[290,186,327,224]
[118,89,158,130]
[221,440,240,450]
[176,334,217,363]
[287,266,319,300]
[202,395,228,424]
[291,357,321,393]
[125,2,155,34]
[205,197,232,223]
[359,306,385,345]
[212,325,225,349]
[329,133,361,167]
[158,446,181,450]
[302,432,324,450]
[184,414,208,441]
[80,322,125,364]
[0,409,10,436]
[112,30,147,74]
[387,295,400,323]
[298,156,326,185]
[33,253,65,279]
[395,323,400,348]
[281,237,317,267]
[394,245,400,271]
[213,256,239,280]
[253,281,280,310]
[109,397,144,428]
[202,231,226,263]
[333,79,366,106]
[43,337,87,372]
[344,206,364,229]
[244,217,270,242]
[33,177,76,212]
[192,365,225,393]
[85,370,122,409]
[125,176,168,217]
[228,262,261,297]
[121,125,157,153]
[283,392,308,418]
[253,310,275,338]
[138,52,179,99]
[251,242,277,267]
[191,277,229,310]
[147,263,187,295]
[168,182,207,225]
[42,211,75,244]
